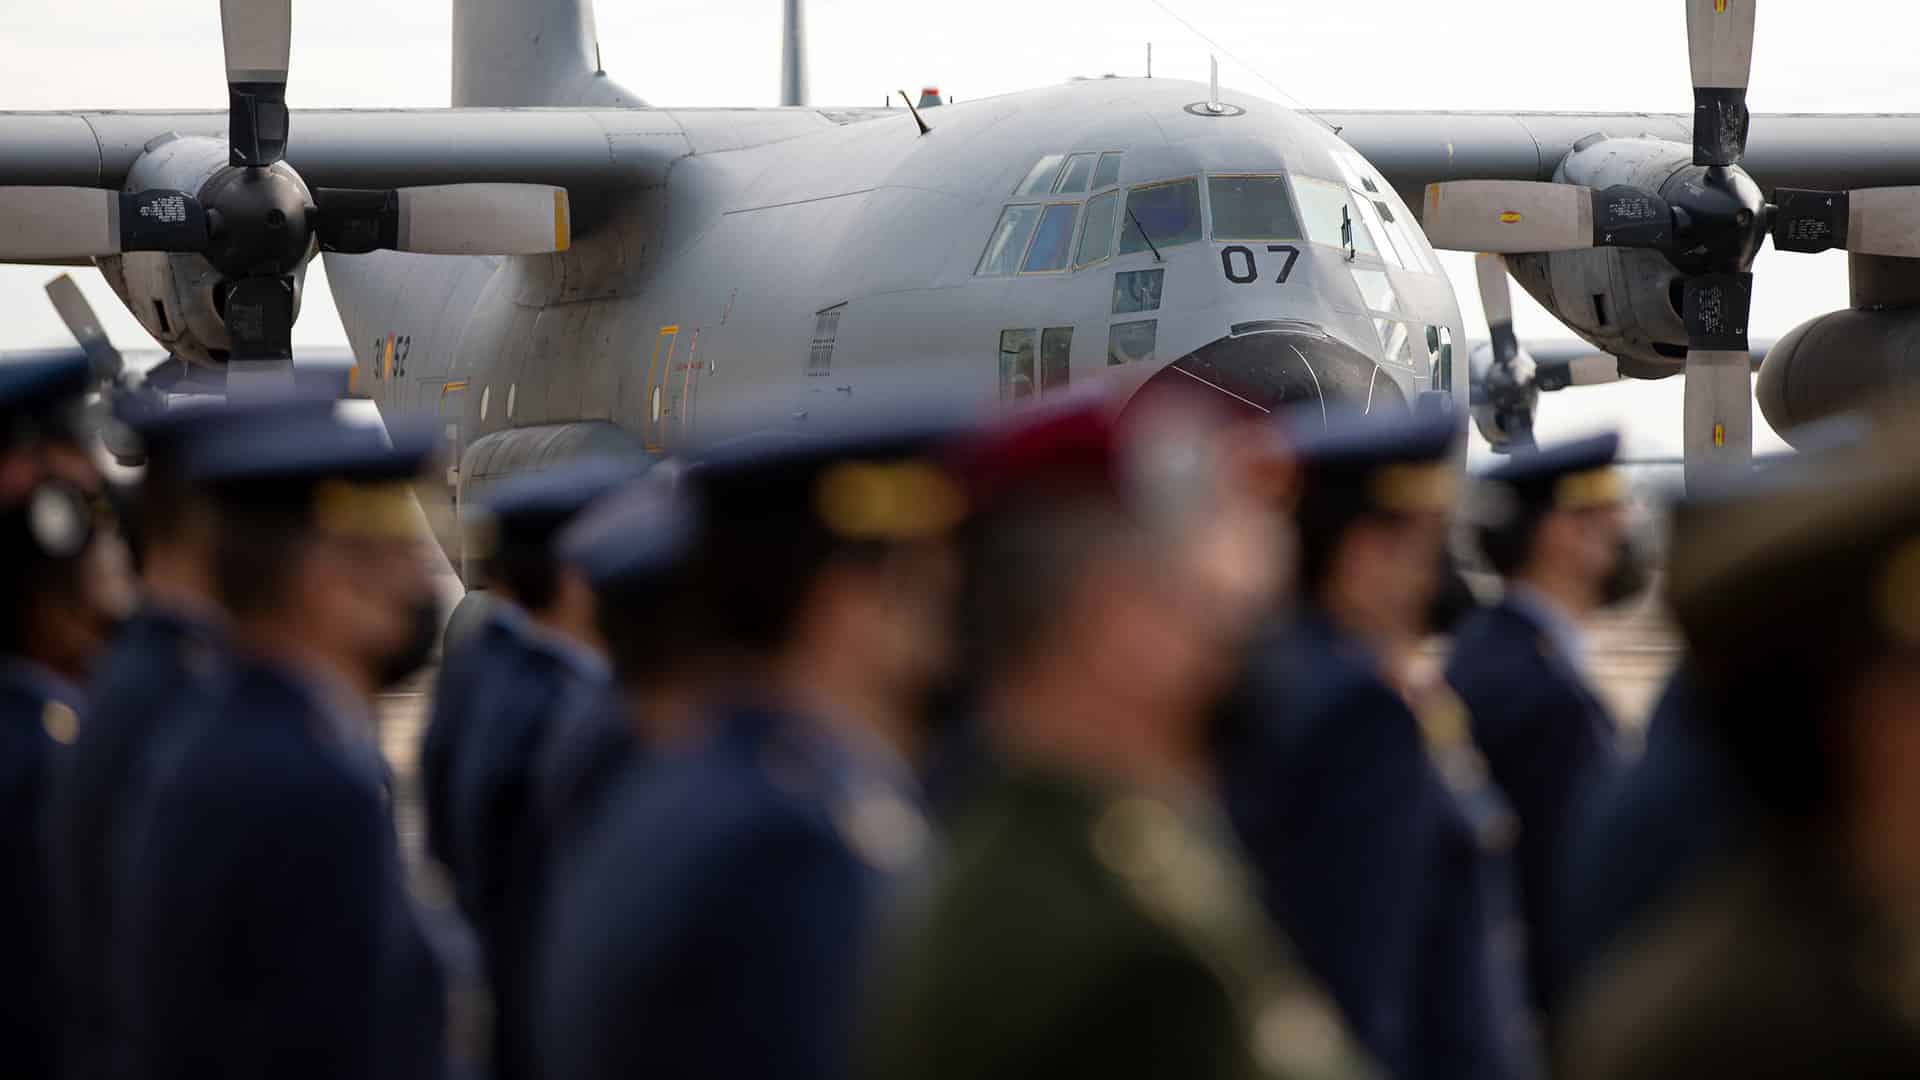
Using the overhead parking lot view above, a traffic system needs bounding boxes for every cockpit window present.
[1208,176,1303,241]
[1292,177,1383,260]
[1077,190,1120,267]
[977,204,1043,276]
[1120,179,1202,255]
[1092,152,1125,190]
[1054,153,1099,194]
[1350,197,1404,269]
[1021,203,1079,273]
[1016,154,1066,197]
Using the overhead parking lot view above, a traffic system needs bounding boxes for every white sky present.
[1,0,1911,457]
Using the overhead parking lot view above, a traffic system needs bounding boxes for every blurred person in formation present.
[532,470,709,852]
[1554,663,1744,997]
[1445,433,1645,1016]
[1556,416,1873,999]
[0,354,136,1080]
[117,411,447,1080]
[863,391,1375,1080]
[1558,446,1920,1077]
[1217,408,1538,1080]
[419,457,633,1080]
[539,414,966,1080]
[47,392,331,1080]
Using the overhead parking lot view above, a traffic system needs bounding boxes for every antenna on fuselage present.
[1205,55,1226,114]
[1147,42,1152,78]
[898,89,932,135]
[780,0,808,106]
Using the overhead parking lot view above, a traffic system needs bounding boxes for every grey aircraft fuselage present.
[323,77,1464,572]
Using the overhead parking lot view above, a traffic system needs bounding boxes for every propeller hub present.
[1661,164,1768,275]
[199,163,313,279]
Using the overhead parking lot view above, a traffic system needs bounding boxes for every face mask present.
[1600,534,1653,609]
[376,595,440,689]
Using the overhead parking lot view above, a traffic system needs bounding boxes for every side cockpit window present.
[1208,176,1303,241]
[1022,204,1079,273]
[978,205,1043,276]
[1120,179,1201,255]
[980,151,1129,277]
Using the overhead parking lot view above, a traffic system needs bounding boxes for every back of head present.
[557,472,702,689]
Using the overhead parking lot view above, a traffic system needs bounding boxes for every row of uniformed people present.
[1,340,1868,1079]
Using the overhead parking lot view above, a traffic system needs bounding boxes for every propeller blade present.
[1534,353,1621,391]
[1685,0,1756,167]
[1423,182,1670,253]
[1681,273,1755,490]
[314,184,571,256]
[221,275,295,366]
[1773,187,1920,258]
[44,274,124,384]
[1473,253,1520,366]
[0,188,206,261]
[221,0,293,167]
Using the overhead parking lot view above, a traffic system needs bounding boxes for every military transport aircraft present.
[1,0,1916,574]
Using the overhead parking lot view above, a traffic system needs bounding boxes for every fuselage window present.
[999,329,1037,400]
[1040,327,1073,390]
[1054,153,1098,194]
[1112,268,1164,314]
[1107,319,1157,366]
[1120,179,1202,255]
[978,204,1043,276]
[1077,190,1121,268]
[1208,176,1303,241]
[1017,154,1066,196]
[1021,203,1079,273]
[1352,268,1400,313]
[1092,152,1125,190]
[809,305,843,375]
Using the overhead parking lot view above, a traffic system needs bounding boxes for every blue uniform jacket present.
[1221,613,1535,1080]
[48,606,224,1080]
[117,659,445,1080]
[1557,665,1745,994]
[1445,598,1623,1015]
[539,702,927,1080]
[1,660,81,1080]
[419,605,607,1080]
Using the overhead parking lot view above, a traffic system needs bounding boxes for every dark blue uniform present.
[1,661,81,1080]
[118,660,446,1080]
[1556,665,1744,992]
[1223,613,1534,1080]
[1447,596,1622,1013]
[540,702,927,1080]
[421,604,608,1080]
[530,687,637,855]
[48,605,223,1079]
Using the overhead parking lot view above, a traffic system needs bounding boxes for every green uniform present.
[863,768,1376,1080]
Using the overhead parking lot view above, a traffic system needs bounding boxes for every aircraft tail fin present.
[451,0,641,107]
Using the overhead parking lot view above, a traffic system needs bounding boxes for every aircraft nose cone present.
[1133,326,1404,424]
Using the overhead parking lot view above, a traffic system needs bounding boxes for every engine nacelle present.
[1757,307,1920,439]
[1505,137,1701,381]
[94,134,311,368]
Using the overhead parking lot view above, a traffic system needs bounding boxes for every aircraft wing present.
[0,108,882,191]
[1318,111,1920,210]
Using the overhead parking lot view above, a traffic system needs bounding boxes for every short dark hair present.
[211,496,316,619]
[963,499,1137,680]
[485,543,559,613]
[1473,507,1547,578]
[594,574,706,688]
